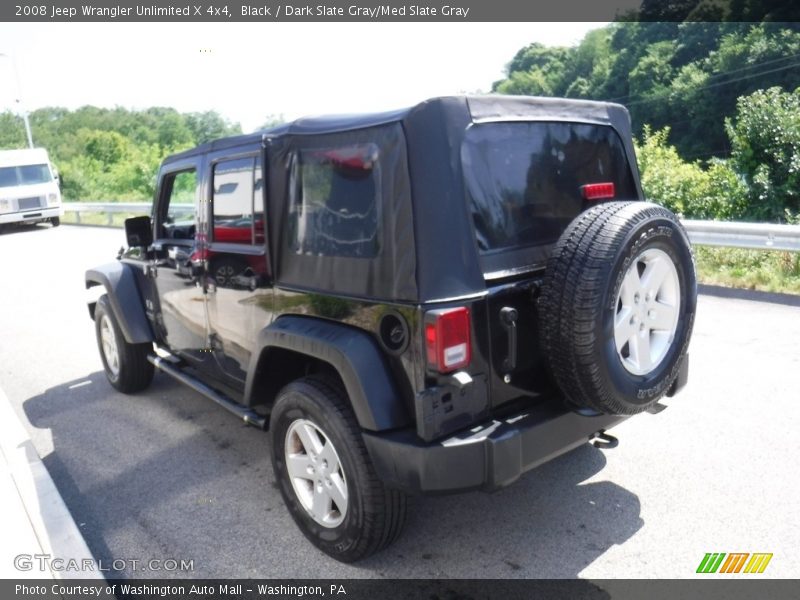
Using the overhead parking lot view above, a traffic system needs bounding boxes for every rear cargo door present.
[461,121,639,407]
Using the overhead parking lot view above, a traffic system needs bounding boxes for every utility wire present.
[606,51,800,104]
[624,61,800,107]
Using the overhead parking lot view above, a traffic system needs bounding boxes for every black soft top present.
[399,97,641,303]
[162,108,410,165]
[166,95,635,161]
[165,96,641,303]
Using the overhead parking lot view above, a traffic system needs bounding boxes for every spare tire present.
[539,201,696,415]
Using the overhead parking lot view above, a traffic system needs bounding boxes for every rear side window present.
[288,144,379,258]
[462,122,637,253]
[212,156,264,246]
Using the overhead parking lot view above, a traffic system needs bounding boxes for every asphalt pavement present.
[0,223,798,579]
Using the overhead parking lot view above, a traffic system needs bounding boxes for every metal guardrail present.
[681,219,800,252]
[63,202,800,251]
[64,202,189,225]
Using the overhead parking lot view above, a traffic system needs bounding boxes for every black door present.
[204,154,274,386]
[150,161,211,365]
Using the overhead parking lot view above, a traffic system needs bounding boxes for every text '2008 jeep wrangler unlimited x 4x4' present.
[86,96,696,562]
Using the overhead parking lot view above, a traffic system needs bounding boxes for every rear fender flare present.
[246,316,410,432]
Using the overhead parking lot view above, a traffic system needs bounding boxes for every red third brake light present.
[581,182,616,201]
[425,307,471,373]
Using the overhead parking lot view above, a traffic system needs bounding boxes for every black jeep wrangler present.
[86,96,696,562]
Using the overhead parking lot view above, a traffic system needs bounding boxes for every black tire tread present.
[273,376,407,562]
[95,295,154,394]
[540,201,694,415]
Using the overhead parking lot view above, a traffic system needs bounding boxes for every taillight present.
[190,247,208,262]
[424,307,471,373]
[581,182,615,201]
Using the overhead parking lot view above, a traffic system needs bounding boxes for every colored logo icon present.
[697,553,773,574]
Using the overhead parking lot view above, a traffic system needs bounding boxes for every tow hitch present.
[592,430,619,449]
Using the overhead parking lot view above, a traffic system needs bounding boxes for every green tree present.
[1,105,242,200]
[81,130,129,167]
[493,21,800,161]
[726,87,800,222]
[495,69,553,96]
[0,112,26,148]
[636,126,707,216]
[635,126,748,220]
[185,111,241,144]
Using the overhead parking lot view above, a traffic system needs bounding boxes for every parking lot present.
[1,224,798,578]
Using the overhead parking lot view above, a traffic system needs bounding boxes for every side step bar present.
[147,355,267,429]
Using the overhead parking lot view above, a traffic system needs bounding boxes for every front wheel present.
[270,377,407,562]
[94,295,154,393]
[50,217,61,227]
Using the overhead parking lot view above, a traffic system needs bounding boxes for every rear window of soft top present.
[462,121,637,263]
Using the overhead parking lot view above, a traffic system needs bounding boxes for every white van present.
[0,148,63,227]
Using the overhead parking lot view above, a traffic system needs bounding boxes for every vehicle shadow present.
[359,442,643,579]
[23,372,641,581]
[22,372,274,579]
[0,222,54,236]
[699,283,800,308]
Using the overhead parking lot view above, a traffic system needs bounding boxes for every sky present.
[0,22,606,133]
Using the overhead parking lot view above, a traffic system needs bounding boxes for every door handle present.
[500,306,518,373]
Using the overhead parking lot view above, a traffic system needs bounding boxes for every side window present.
[212,157,263,245]
[161,169,198,240]
[288,144,379,258]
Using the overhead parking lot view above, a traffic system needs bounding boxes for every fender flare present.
[85,262,154,344]
[246,315,411,432]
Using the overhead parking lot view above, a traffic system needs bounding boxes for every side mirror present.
[125,215,153,248]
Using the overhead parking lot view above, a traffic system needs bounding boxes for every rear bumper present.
[0,206,63,224]
[365,352,689,495]
[363,402,627,494]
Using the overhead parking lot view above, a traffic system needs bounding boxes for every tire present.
[211,256,246,288]
[539,201,696,415]
[270,377,407,562]
[51,217,60,227]
[94,295,154,393]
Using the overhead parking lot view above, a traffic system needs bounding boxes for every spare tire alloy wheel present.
[540,201,696,416]
[614,248,680,376]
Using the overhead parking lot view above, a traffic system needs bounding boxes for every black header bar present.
[5,0,792,23]
[3,579,800,600]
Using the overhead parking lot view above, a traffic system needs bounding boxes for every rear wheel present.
[270,377,407,562]
[539,201,696,415]
[94,295,154,393]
